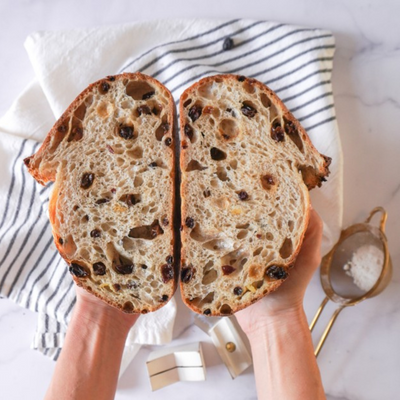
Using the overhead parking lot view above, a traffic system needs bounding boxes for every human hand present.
[235,207,323,337]
[46,286,140,400]
[75,286,140,332]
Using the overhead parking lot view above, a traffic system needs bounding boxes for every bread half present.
[179,74,331,316]
[24,73,176,313]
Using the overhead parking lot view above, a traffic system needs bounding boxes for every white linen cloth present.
[0,18,343,361]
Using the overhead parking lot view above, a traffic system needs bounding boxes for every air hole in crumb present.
[128,220,164,240]
[240,258,248,267]
[201,292,215,304]
[122,237,136,251]
[260,92,271,108]
[127,146,143,159]
[253,247,263,256]
[210,178,220,188]
[97,102,113,119]
[134,176,144,187]
[197,83,214,99]
[237,230,249,239]
[120,99,132,109]
[213,196,230,210]
[116,157,125,166]
[119,193,141,207]
[261,249,269,257]
[191,292,215,308]
[211,107,221,118]
[101,223,111,231]
[218,119,239,141]
[229,159,238,170]
[210,147,227,161]
[203,239,233,252]
[216,166,228,182]
[252,279,264,289]
[288,220,295,232]
[123,302,134,312]
[155,118,170,141]
[73,103,87,122]
[186,159,207,172]
[190,225,211,242]
[202,268,217,285]
[236,223,250,229]
[279,238,293,259]
[284,118,304,153]
[125,80,155,100]
[204,260,214,270]
[150,102,162,115]
[63,235,77,258]
[203,189,211,198]
[243,80,256,94]
[269,104,279,120]
[220,304,232,315]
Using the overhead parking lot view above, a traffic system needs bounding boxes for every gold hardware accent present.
[226,342,236,352]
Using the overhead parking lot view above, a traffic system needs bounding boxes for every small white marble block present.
[208,317,252,379]
[146,342,206,391]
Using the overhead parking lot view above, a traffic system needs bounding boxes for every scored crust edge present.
[24,72,177,314]
[178,74,331,316]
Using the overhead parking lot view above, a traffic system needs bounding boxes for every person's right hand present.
[235,207,323,337]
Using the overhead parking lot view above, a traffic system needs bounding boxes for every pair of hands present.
[76,208,323,336]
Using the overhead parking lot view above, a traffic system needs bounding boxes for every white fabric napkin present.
[0,18,343,361]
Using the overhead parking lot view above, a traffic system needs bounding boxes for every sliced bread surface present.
[179,74,331,316]
[24,73,176,313]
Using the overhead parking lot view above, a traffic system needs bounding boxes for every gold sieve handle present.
[309,296,329,332]
[365,207,387,232]
[310,297,346,357]
[314,306,345,357]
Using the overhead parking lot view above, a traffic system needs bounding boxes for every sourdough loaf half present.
[24,73,176,313]
[179,74,331,316]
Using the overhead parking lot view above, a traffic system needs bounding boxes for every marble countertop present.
[1,1,399,399]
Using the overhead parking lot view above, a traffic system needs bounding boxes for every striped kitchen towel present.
[0,18,343,360]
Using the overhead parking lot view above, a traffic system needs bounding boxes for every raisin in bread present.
[24,73,176,314]
[179,74,331,316]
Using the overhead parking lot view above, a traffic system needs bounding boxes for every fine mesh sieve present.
[310,207,392,357]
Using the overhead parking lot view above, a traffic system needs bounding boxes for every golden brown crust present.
[25,72,176,314]
[179,74,327,316]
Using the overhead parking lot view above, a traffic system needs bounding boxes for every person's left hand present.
[75,286,140,331]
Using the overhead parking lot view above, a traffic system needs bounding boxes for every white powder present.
[343,244,384,291]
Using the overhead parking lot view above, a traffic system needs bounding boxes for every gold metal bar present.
[309,296,329,332]
[314,306,345,357]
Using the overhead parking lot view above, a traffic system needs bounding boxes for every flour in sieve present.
[343,244,384,291]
